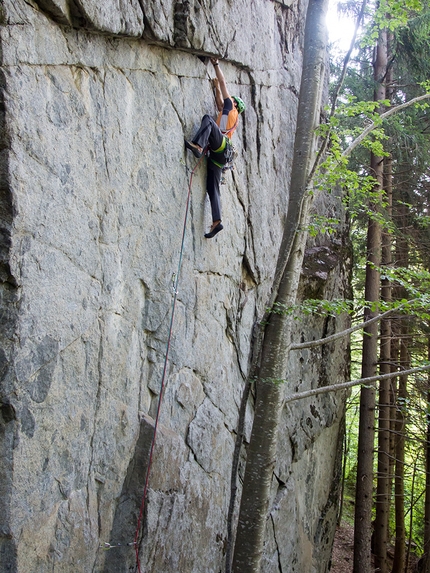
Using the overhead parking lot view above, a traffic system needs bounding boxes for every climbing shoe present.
[204,222,223,239]
[184,140,203,158]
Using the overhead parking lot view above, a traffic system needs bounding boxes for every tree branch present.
[290,301,414,351]
[342,93,430,158]
[283,364,430,405]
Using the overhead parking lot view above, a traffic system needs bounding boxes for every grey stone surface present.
[0,1,350,572]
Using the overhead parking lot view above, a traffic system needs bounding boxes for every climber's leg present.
[205,161,223,238]
[187,115,224,153]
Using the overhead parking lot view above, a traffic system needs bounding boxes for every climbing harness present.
[220,142,237,184]
[132,153,205,573]
[209,137,237,183]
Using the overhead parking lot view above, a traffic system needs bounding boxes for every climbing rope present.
[133,153,205,573]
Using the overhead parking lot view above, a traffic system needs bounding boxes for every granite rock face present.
[0,1,350,572]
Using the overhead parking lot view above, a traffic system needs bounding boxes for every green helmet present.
[232,96,246,114]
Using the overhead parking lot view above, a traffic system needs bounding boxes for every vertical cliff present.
[0,1,350,572]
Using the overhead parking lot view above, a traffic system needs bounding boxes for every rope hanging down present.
[133,153,205,573]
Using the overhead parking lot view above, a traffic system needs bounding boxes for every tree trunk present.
[406,459,418,572]
[374,210,391,573]
[423,339,430,573]
[392,202,409,573]
[392,335,408,573]
[374,141,393,573]
[353,28,387,573]
[231,0,328,570]
[352,220,380,573]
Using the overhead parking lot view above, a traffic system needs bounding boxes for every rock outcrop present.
[0,1,350,572]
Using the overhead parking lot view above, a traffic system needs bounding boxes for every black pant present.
[192,115,224,222]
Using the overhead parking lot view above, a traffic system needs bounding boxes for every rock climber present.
[185,58,245,239]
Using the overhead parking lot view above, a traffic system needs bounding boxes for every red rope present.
[134,154,205,573]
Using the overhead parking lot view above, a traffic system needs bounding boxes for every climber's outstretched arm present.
[211,58,230,110]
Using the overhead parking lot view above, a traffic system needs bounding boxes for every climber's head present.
[232,96,246,114]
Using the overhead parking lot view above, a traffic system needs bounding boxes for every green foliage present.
[416,214,430,228]
[307,214,341,237]
[331,96,391,118]
[377,266,430,310]
[362,0,423,47]
[315,148,391,229]
[420,80,430,93]
[342,388,361,498]
[269,298,355,319]
[397,15,430,80]
[269,292,430,325]
[315,98,397,230]
[327,0,430,556]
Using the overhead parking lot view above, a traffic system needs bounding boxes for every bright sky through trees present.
[326,0,356,51]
